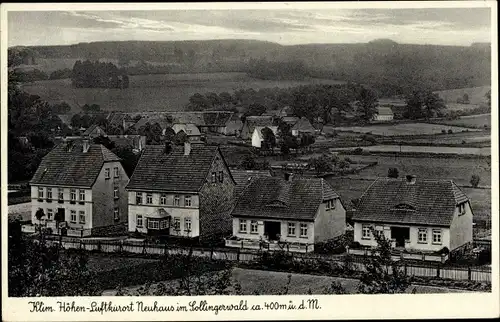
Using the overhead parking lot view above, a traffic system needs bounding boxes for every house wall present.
[251,130,262,148]
[373,114,393,122]
[232,217,315,244]
[240,122,252,140]
[91,161,129,230]
[449,201,473,250]
[199,150,236,239]
[314,198,346,243]
[31,185,93,230]
[353,222,451,251]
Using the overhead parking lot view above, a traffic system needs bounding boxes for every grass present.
[86,253,160,273]
[334,123,482,136]
[437,114,491,129]
[434,86,491,105]
[20,72,345,113]
[334,145,491,156]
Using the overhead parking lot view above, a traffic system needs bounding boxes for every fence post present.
[210,247,214,260]
[436,265,440,278]
[142,240,147,255]
[120,239,124,253]
[237,248,240,262]
[80,240,83,250]
[97,241,101,252]
[468,266,472,280]
[404,264,407,275]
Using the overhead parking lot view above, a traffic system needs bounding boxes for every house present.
[25,139,129,237]
[226,176,346,253]
[172,123,202,143]
[223,113,244,136]
[168,111,233,134]
[240,115,274,140]
[281,116,299,126]
[351,176,473,260]
[291,117,316,137]
[372,106,394,122]
[126,142,236,239]
[251,126,278,148]
[131,117,171,135]
[229,169,272,196]
[106,135,146,152]
[82,124,106,137]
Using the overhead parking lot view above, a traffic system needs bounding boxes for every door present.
[264,221,281,241]
[56,208,65,222]
[391,227,410,247]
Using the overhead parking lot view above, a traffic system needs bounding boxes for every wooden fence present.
[47,237,491,283]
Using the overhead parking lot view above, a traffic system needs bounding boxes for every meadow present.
[334,123,482,136]
[20,72,345,113]
[437,114,491,129]
[332,145,491,156]
[434,86,491,105]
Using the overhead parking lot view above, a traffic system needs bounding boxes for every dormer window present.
[38,187,44,199]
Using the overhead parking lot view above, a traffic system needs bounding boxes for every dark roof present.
[230,169,272,195]
[82,124,106,136]
[232,177,340,221]
[377,106,394,116]
[292,117,315,132]
[352,178,469,227]
[30,142,121,187]
[127,144,233,192]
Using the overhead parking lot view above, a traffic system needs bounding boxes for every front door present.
[56,208,65,222]
[264,221,281,241]
[391,227,410,247]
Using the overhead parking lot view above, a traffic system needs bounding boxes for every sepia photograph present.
[1,1,498,321]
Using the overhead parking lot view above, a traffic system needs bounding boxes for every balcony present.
[225,237,314,253]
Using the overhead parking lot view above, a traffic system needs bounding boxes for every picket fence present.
[47,238,491,283]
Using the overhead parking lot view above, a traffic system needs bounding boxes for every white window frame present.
[58,188,64,201]
[239,219,247,233]
[70,189,76,201]
[79,211,85,224]
[362,225,371,239]
[47,208,53,220]
[70,210,77,223]
[174,195,180,206]
[219,171,224,183]
[113,167,119,178]
[136,192,143,205]
[173,217,181,231]
[288,222,296,236]
[104,168,110,179]
[114,208,119,221]
[160,194,167,205]
[114,187,119,199]
[185,196,192,207]
[300,223,308,237]
[148,219,159,230]
[250,220,258,234]
[79,189,85,201]
[136,215,143,228]
[432,229,442,244]
[38,187,44,199]
[418,228,428,243]
[211,172,217,183]
[46,188,52,200]
[185,218,192,232]
[146,193,153,204]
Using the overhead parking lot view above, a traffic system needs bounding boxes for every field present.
[333,145,491,156]
[86,253,160,273]
[334,123,482,136]
[434,86,491,105]
[20,72,345,113]
[8,202,31,222]
[437,114,491,129]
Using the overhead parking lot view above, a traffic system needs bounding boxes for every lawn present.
[20,72,345,113]
[437,114,491,129]
[334,123,482,136]
[434,86,491,105]
[333,145,491,156]
[86,253,160,273]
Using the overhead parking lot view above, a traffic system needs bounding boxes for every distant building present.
[372,106,394,122]
[240,115,274,140]
[251,126,279,148]
[172,123,202,143]
[223,114,244,136]
[351,176,473,260]
[26,139,129,237]
[226,176,346,253]
[126,142,236,240]
[82,124,106,137]
[291,117,316,137]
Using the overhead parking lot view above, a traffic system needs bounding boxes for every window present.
[46,188,52,201]
[58,188,64,201]
[137,215,143,228]
[239,219,247,233]
[113,167,119,178]
[114,187,119,199]
[148,219,159,230]
[173,217,181,231]
[136,192,143,205]
[418,228,428,243]
[458,203,466,215]
[160,194,167,205]
[432,229,442,244]
[38,187,44,199]
[47,209,53,220]
[70,210,77,223]
[250,220,258,234]
[70,189,76,202]
[362,225,371,239]
[113,208,119,222]
[288,222,296,236]
[79,189,85,202]
[211,172,217,183]
[146,193,153,204]
[219,171,224,183]
[300,223,308,237]
[104,168,110,179]
[326,199,336,210]
[184,196,192,207]
[174,195,180,206]
[160,220,169,230]
[185,218,192,232]
[79,211,85,224]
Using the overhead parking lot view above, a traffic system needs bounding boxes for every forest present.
[71,60,130,89]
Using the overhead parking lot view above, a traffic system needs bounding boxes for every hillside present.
[9,39,491,95]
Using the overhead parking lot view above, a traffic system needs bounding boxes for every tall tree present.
[356,87,379,122]
[261,127,276,152]
[405,90,445,119]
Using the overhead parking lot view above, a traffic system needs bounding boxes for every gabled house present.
[223,113,244,136]
[351,176,473,260]
[229,169,272,196]
[291,117,316,137]
[82,124,106,137]
[126,142,236,240]
[226,176,346,253]
[26,140,129,237]
[372,106,394,122]
[251,126,278,148]
[172,123,202,143]
[240,115,274,140]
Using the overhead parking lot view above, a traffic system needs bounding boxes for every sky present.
[7,7,492,47]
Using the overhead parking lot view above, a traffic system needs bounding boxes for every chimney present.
[82,138,90,153]
[406,175,416,184]
[184,141,191,156]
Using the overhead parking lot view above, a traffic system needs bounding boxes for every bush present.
[441,129,446,134]
[344,157,353,164]
[362,134,377,144]
[353,147,363,154]
[470,174,480,188]
[388,167,399,178]
[461,140,466,144]
[448,129,453,134]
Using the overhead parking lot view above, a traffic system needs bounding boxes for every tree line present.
[71,60,129,89]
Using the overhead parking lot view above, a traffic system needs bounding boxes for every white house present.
[226,176,346,253]
[251,126,278,148]
[372,106,394,122]
[26,139,129,237]
[351,176,473,260]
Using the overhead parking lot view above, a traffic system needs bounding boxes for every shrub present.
[470,174,480,188]
[441,129,446,134]
[344,157,353,164]
[461,140,466,144]
[353,147,363,154]
[362,134,377,144]
[388,167,399,178]
[448,129,453,134]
